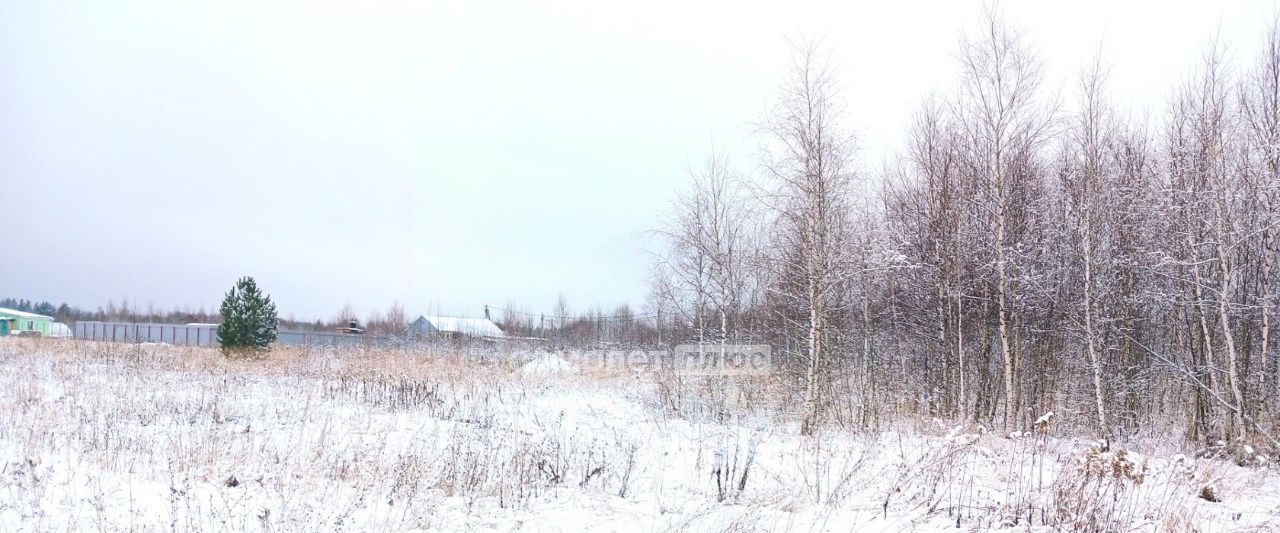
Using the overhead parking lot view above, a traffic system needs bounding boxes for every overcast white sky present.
[1,0,1274,321]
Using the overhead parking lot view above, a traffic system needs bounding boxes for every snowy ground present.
[1,338,1278,532]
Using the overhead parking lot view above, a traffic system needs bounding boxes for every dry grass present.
[1,338,1277,532]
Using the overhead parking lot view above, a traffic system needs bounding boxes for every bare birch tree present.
[759,39,859,436]
[954,10,1054,432]
[1061,54,1116,439]
[652,150,760,346]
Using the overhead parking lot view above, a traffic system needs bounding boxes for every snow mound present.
[519,353,578,376]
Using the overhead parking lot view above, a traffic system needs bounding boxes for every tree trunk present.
[996,206,1017,433]
[1082,231,1110,439]
[800,273,825,436]
[1215,216,1249,440]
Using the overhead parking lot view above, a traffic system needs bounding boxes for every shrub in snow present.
[1032,410,1053,435]
[1198,484,1220,502]
[1227,440,1274,467]
[712,434,758,502]
[1052,444,1152,530]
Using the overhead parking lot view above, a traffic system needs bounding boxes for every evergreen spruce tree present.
[218,276,279,354]
[34,301,57,317]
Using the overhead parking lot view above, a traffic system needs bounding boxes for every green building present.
[0,307,53,336]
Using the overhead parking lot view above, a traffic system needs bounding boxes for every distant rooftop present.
[410,315,505,338]
[0,307,52,319]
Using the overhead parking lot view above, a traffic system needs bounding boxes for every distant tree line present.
[327,302,408,335]
[0,298,60,318]
[0,296,318,331]
[305,298,660,344]
[493,296,659,347]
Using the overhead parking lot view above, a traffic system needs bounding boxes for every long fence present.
[75,321,220,346]
[73,321,395,348]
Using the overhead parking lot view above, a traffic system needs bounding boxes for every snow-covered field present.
[1,338,1277,532]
